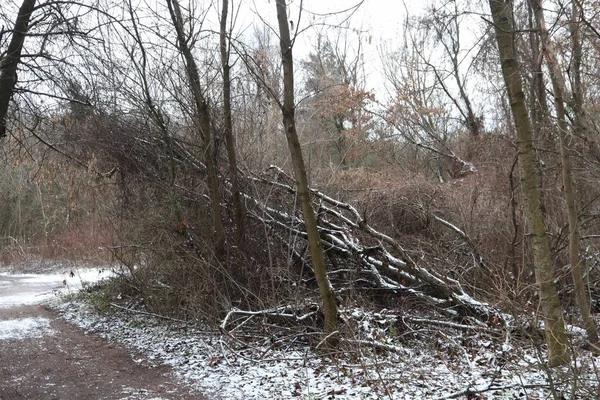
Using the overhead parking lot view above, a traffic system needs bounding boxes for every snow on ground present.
[51,297,600,400]
[0,268,112,307]
[0,267,112,341]
[3,264,591,399]
[0,317,54,340]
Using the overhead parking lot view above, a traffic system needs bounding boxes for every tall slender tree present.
[220,0,245,247]
[488,0,569,366]
[532,0,599,351]
[166,0,225,259]
[567,0,600,162]
[274,0,338,341]
[0,0,36,140]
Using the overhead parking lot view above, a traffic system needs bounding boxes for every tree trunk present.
[126,0,179,214]
[167,0,225,259]
[0,0,36,140]
[526,0,550,136]
[567,1,600,163]
[532,0,599,351]
[220,0,245,247]
[488,0,569,366]
[274,0,338,340]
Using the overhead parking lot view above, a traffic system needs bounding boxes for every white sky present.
[231,0,423,96]
[1,0,443,108]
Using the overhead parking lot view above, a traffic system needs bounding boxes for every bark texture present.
[275,0,338,339]
[220,0,245,247]
[0,0,36,140]
[532,0,599,350]
[167,0,225,258]
[488,0,569,366]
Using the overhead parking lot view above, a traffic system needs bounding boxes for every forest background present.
[1,0,600,377]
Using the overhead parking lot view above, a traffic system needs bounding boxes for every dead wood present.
[245,165,502,326]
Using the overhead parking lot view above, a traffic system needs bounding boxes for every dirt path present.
[0,304,204,400]
[0,269,204,400]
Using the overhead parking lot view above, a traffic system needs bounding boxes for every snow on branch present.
[248,166,503,325]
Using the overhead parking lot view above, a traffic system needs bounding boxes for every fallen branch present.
[220,305,317,331]
[404,316,495,332]
[432,213,490,273]
[251,168,502,324]
[432,382,550,400]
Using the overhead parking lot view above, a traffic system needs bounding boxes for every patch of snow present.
[0,268,112,307]
[566,324,587,337]
[0,317,54,340]
[51,300,600,400]
[119,387,169,400]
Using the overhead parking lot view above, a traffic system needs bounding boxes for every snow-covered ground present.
[0,267,112,341]
[2,266,598,399]
[0,317,54,340]
[0,268,111,307]
[52,297,600,400]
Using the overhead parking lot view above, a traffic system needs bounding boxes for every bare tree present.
[566,0,600,162]
[487,0,569,366]
[381,11,478,181]
[420,1,482,138]
[0,0,36,140]
[166,0,225,259]
[532,0,599,351]
[220,0,245,246]
[274,0,338,341]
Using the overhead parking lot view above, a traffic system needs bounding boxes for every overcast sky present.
[232,0,425,97]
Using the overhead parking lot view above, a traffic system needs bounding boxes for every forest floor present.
[1,262,599,399]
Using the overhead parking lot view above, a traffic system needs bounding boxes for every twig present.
[341,338,409,354]
[316,330,339,349]
[432,383,550,400]
[109,303,190,325]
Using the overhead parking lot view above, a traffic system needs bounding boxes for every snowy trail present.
[0,268,109,307]
[0,268,110,342]
[0,266,203,400]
